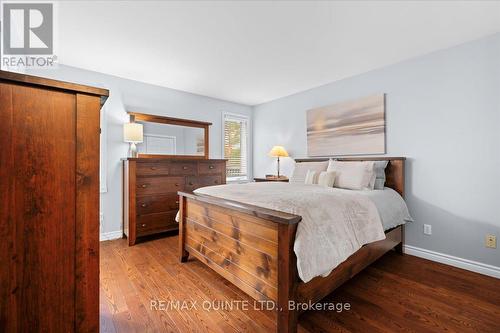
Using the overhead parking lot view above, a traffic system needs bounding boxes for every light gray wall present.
[27,65,253,235]
[253,33,500,267]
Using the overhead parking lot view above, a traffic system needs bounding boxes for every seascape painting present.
[306,94,386,156]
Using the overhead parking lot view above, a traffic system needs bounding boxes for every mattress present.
[336,187,413,230]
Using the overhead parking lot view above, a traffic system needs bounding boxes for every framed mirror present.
[128,112,211,159]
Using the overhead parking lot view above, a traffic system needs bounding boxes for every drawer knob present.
[141,224,146,227]
[214,180,218,184]
[182,166,188,170]
[189,182,193,186]
[175,183,179,187]
[150,167,157,170]
[209,165,214,169]
[141,203,147,208]
[141,184,147,188]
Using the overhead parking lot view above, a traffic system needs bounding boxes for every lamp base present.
[128,142,138,158]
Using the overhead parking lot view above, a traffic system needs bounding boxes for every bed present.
[178,157,406,333]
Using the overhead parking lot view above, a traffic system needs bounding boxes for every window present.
[223,113,249,181]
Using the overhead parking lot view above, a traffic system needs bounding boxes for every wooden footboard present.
[180,195,282,302]
[178,191,403,333]
[178,192,301,332]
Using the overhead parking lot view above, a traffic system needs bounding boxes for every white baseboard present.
[404,245,500,279]
[100,230,123,242]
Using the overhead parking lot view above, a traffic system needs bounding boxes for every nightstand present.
[254,176,289,182]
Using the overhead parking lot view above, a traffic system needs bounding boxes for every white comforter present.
[194,182,400,283]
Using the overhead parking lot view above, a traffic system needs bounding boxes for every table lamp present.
[124,122,143,158]
[268,145,289,178]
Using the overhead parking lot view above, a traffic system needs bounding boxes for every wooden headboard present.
[294,157,406,197]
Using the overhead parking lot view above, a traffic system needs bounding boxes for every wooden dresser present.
[123,158,226,245]
[0,71,108,332]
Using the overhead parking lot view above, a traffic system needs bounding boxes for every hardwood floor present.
[100,235,500,333]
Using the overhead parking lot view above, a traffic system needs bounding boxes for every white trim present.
[404,245,500,279]
[100,230,123,242]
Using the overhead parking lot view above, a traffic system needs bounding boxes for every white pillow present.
[317,171,336,187]
[372,160,389,190]
[327,160,375,190]
[289,161,329,184]
[304,170,317,184]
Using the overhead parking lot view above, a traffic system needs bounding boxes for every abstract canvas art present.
[306,94,385,156]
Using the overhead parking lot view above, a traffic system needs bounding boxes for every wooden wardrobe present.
[0,70,108,332]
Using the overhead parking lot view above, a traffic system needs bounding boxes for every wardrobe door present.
[0,82,77,332]
[75,93,101,332]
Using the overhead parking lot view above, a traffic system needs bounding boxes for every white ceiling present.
[56,1,500,105]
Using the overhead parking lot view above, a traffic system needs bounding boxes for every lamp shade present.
[268,145,289,157]
[123,122,143,143]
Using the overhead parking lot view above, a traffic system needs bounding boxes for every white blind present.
[223,114,248,180]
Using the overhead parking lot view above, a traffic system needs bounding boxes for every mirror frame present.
[128,112,211,159]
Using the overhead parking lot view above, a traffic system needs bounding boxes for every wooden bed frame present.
[178,157,405,333]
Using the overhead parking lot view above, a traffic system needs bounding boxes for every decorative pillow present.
[304,170,317,184]
[372,160,389,190]
[317,171,336,187]
[289,161,329,184]
[327,160,375,190]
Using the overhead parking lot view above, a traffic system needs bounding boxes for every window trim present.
[221,112,250,182]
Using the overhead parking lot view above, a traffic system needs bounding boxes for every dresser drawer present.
[198,161,224,175]
[136,194,179,215]
[170,162,197,175]
[186,175,222,191]
[136,211,178,236]
[136,162,170,176]
[136,176,185,196]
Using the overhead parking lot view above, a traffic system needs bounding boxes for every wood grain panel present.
[180,192,300,225]
[1,84,76,332]
[75,93,101,332]
[186,212,278,256]
[182,195,282,304]
[1,72,106,333]
[124,160,137,246]
[187,204,278,243]
[197,161,224,175]
[277,223,299,333]
[136,211,178,236]
[185,243,277,302]
[136,194,179,214]
[170,162,197,175]
[136,176,184,196]
[187,200,278,239]
[185,224,277,284]
[385,159,405,196]
[185,218,277,260]
[186,236,278,300]
[186,175,222,191]
[136,161,170,176]
[0,82,15,332]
